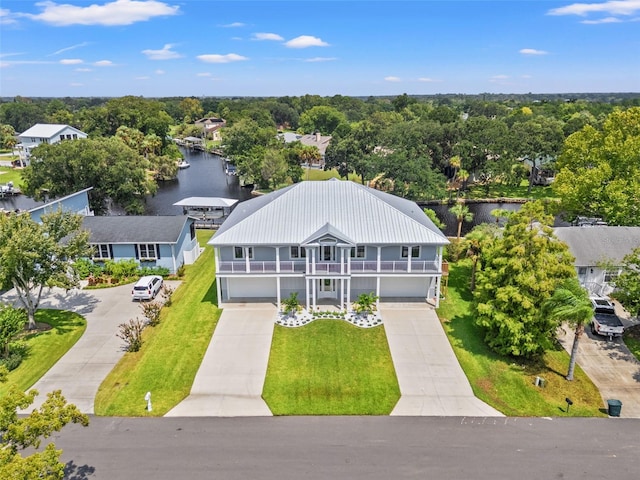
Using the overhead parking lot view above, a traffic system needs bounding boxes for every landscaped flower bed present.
[276,308,382,328]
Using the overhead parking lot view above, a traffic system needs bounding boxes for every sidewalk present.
[380,303,503,417]
[166,303,276,417]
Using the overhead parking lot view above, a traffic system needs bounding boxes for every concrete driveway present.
[1,281,181,414]
[557,313,640,418]
[380,303,503,417]
[166,303,276,417]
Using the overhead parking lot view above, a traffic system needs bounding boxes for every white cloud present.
[548,1,640,17]
[60,58,83,64]
[304,57,337,62]
[0,8,17,25]
[197,72,212,77]
[197,53,248,63]
[285,35,329,48]
[582,16,623,23]
[70,82,84,87]
[24,0,180,27]
[221,22,245,27]
[94,60,114,66]
[0,62,9,68]
[52,42,89,55]
[418,77,437,82]
[142,44,181,60]
[519,48,548,55]
[384,76,401,82]
[253,32,283,41]
[155,69,165,74]
[135,76,150,80]
[76,68,92,72]
[490,75,511,84]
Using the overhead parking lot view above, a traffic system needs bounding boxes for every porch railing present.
[217,259,441,274]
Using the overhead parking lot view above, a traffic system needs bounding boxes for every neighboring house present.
[28,187,94,223]
[209,179,449,309]
[82,216,201,274]
[278,132,331,168]
[555,226,640,297]
[195,117,225,141]
[17,123,88,164]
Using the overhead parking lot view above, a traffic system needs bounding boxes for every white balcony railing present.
[217,259,440,274]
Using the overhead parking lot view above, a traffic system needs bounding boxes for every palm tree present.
[463,224,498,291]
[542,278,594,381]
[449,203,474,241]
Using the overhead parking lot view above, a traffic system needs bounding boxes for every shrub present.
[161,284,174,306]
[74,258,104,279]
[139,266,171,277]
[140,301,162,327]
[353,292,378,315]
[117,317,146,352]
[281,292,300,316]
[0,351,24,371]
[104,259,140,281]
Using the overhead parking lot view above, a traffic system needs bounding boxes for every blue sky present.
[1,0,639,97]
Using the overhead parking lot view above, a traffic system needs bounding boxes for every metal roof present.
[19,123,86,139]
[173,197,238,208]
[210,180,449,246]
[554,226,640,266]
[82,216,192,244]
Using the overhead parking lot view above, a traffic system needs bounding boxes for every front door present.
[318,279,337,298]
[320,245,335,262]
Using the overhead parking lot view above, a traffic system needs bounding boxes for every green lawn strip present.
[303,168,360,182]
[0,166,24,187]
[623,326,640,362]
[437,260,605,417]
[94,230,220,416]
[0,310,86,396]
[263,320,400,415]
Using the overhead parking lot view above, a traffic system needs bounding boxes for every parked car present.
[590,296,624,340]
[132,275,163,301]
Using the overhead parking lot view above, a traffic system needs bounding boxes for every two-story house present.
[17,123,88,164]
[209,179,449,309]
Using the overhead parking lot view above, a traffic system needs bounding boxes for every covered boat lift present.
[173,197,238,228]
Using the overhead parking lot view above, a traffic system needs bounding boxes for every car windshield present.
[134,286,149,291]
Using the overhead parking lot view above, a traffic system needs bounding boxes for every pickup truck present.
[590,297,624,339]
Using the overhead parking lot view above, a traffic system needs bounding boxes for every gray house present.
[209,179,449,309]
[555,226,640,296]
[82,216,201,274]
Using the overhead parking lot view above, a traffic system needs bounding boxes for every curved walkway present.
[166,303,276,417]
[380,303,503,417]
[1,282,181,414]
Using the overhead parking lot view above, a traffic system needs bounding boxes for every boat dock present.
[173,196,238,229]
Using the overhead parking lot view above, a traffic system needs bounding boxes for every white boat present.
[177,160,190,169]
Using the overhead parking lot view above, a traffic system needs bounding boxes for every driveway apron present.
[166,303,276,417]
[2,282,180,414]
[381,303,503,417]
[558,318,640,418]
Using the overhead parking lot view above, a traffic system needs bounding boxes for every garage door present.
[227,277,276,299]
[380,277,428,298]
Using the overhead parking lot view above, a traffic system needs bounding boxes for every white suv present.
[131,275,163,301]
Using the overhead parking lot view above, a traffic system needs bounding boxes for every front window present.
[351,246,366,258]
[578,267,587,276]
[92,244,111,260]
[139,243,157,259]
[401,246,420,258]
[604,269,619,283]
[290,246,306,259]
[234,247,253,259]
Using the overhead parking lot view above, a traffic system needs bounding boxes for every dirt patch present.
[23,322,53,333]
[625,324,640,341]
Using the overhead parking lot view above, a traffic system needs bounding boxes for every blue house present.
[81,216,201,274]
[28,187,94,223]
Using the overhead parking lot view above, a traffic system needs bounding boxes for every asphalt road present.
[55,417,640,480]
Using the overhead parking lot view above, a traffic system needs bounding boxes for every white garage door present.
[380,277,428,298]
[228,277,276,299]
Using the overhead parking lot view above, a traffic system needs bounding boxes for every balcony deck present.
[217,260,440,275]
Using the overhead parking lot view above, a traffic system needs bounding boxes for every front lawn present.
[0,166,23,187]
[437,261,605,416]
[94,230,220,416]
[0,310,86,396]
[263,320,400,415]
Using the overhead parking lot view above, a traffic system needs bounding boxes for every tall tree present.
[474,201,576,358]
[298,106,347,135]
[612,247,640,318]
[0,211,90,330]
[449,203,474,240]
[23,137,154,214]
[463,223,500,291]
[0,366,89,479]
[553,107,640,225]
[542,278,593,380]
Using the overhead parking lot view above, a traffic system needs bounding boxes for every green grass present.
[0,166,24,187]
[437,260,606,417]
[466,180,557,201]
[623,325,640,362]
[263,320,400,415]
[0,310,86,396]
[94,230,221,416]
[302,168,361,183]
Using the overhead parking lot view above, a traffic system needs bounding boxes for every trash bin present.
[607,399,622,417]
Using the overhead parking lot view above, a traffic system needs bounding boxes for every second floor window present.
[234,247,254,259]
[401,246,420,258]
[290,246,306,259]
[351,246,366,258]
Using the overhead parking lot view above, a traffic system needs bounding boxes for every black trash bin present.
[607,399,622,417]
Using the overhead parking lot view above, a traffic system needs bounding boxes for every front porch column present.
[437,246,444,271]
[216,275,222,305]
[312,249,316,274]
[276,276,281,310]
[407,249,412,273]
[376,276,380,308]
[377,246,381,272]
[435,275,441,308]
[214,248,221,272]
[340,248,345,275]
[275,247,280,273]
[305,247,310,274]
[306,277,310,311]
[346,277,351,310]
[312,278,317,311]
[340,278,344,310]
[245,247,250,272]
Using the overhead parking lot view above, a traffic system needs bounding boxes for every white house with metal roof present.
[209,179,449,309]
[555,226,640,296]
[17,123,88,163]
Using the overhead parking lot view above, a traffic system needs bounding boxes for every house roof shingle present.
[210,180,449,246]
[554,226,640,266]
[82,216,191,244]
